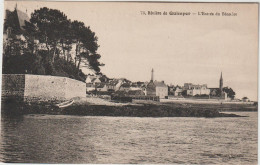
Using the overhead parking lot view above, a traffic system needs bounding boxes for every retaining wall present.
[2,74,86,102]
[2,74,25,100]
[65,77,86,99]
[24,75,67,101]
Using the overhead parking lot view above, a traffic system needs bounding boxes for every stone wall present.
[2,74,86,102]
[65,77,86,99]
[24,75,67,101]
[2,74,25,100]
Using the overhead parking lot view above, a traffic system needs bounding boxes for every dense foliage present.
[223,87,236,99]
[3,7,104,81]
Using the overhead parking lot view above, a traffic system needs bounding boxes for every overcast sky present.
[4,2,258,100]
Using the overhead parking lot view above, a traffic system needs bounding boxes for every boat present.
[55,99,74,108]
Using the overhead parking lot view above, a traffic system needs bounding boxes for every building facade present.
[154,81,168,99]
[145,69,168,99]
[185,84,210,96]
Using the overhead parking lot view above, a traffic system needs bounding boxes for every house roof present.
[108,79,119,86]
[86,83,94,87]
[96,83,106,88]
[90,78,101,83]
[154,81,167,87]
[131,81,145,87]
[4,9,29,32]
[144,81,149,86]
[121,83,131,88]
[130,84,138,87]
[99,75,108,82]
[130,87,141,91]
[128,90,144,95]
[91,78,97,83]
[16,9,29,29]
[147,81,156,88]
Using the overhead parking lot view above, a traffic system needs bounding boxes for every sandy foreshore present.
[73,96,138,106]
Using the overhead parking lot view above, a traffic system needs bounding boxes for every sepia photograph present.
[0,1,258,164]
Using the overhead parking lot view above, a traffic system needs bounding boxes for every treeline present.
[3,7,104,81]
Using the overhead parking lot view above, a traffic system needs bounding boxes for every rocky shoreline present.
[1,98,245,118]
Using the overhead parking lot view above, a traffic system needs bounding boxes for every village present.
[84,69,250,103]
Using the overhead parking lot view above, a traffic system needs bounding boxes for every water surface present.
[0,112,257,164]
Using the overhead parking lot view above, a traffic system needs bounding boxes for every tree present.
[29,7,68,63]
[223,87,236,99]
[59,19,73,61]
[31,54,46,75]
[86,53,104,73]
[181,90,187,96]
[4,38,26,56]
[71,20,85,66]
[71,21,103,73]
[3,7,104,81]
[23,20,38,54]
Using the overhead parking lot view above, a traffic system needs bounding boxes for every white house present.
[185,84,210,96]
[154,81,168,99]
[85,76,92,83]
[96,83,108,92]
[174,87,183,96]
[92,78,101,84]
[86,83,95,92]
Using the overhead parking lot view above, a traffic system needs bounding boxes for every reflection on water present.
[0,112,258,164]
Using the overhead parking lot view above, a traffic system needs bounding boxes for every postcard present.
[1,1,258,164]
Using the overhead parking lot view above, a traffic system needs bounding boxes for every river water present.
[0,112,257,164]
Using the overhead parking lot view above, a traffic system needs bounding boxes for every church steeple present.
[219,72,223,91]
[151,68,154,82]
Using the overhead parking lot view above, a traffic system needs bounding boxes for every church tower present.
[219,72,223,92]
[147,68,156,96]
[151,68,154,82]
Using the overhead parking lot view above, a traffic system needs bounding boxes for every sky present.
[4,1,258,101]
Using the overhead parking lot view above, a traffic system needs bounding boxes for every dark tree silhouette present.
[29,7,68,63]
[3,7,104,80]
[223,87,236,99]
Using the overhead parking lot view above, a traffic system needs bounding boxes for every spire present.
[15,3,17,10]
[151,68,154,82]
[219,71,223,91]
